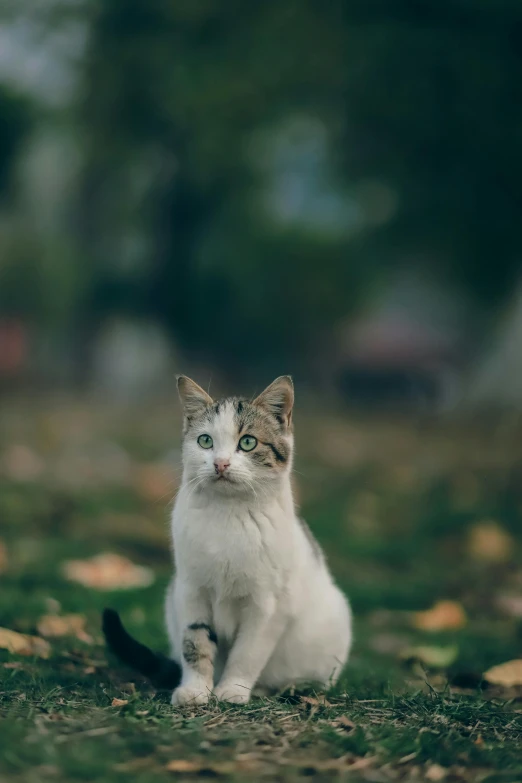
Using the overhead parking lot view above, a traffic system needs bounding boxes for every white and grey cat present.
[103,375,352,705]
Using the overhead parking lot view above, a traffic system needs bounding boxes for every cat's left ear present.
[253,376,294,429]
[177,376,213,422]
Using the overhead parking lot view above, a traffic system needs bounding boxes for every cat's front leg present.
[214,598,284,705]
[171,587,216,707]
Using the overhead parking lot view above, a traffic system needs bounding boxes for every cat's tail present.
[102,608,181,689]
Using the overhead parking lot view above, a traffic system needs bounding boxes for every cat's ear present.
[177,376,213,420]
[253,376,294,429]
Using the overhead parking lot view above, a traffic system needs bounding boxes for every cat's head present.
[177,375,294,496]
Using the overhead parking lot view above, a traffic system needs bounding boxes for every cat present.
[103,375,352,705]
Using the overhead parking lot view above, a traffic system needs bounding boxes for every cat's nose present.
[214,458,231,475]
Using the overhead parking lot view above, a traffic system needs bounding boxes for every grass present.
[1,398,522,781]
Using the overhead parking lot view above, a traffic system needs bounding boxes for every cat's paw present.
[213,681,251,704]
[171,685,210,707]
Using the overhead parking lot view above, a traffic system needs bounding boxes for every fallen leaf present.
[400,645,459,668]
[496,594,522,618]
[483,659,522,687]
[467,522,513,562]
[62,553,154,590]
[0,627,51,659]
[413,601,467,631]
[37,614,93,644]
[426,763,448,781]
[0,539,7,573]
[3,661,23,669]
[166,759,256,776]
[332,715,355,732]
[281,755,374,773]
[111,698,129,707]
[166,760,201,773]
[299,695,332,709]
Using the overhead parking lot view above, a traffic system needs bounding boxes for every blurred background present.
[3,2,522,733]
[1,0,522,409]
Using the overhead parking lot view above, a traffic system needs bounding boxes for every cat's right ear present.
[177,376,213,422]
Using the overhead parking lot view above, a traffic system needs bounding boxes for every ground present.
[1,397,522,782]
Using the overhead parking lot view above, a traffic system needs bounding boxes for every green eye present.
[238,435,257,452]
[197,434,213,449]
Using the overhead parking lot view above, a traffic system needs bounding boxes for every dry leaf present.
[62,553,154,590]
[166,760,201,773]
[166,759,255,776]
[37,614,93,644]
[426,763,448,781]
[483,659,522,687]
[299,695,332,709]
[332,715,355,732]
[0,627,51,659]
[497,594,522,618]
[0,539,7,573]
[467,522,513,562]
[400,645,459,668]
[413,600,467,631]
[3,661,23,669]
[111,698,129,707]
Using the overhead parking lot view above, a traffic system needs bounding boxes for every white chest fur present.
[172,489,292,603]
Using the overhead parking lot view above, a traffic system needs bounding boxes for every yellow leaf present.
[483,659,522,687]
[0,627,51,659]
[400,645,459,668]
[467,522,513,563]
[37,614,93,644]
[299,695,332,709]
[165,759,252,776]
[166,760,201,773]
[413,601,467,631]
[332,715,356,731]
[111,698,129,707]
[62,553,154,590]
[426,763,448,781]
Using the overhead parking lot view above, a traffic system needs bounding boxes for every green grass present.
[1,400,522,781]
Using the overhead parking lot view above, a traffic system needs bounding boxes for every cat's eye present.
[238,435,257,452]
[197,434,213,449]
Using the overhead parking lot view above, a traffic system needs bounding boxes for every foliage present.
[2,1,522,368]
[70,0,522,368]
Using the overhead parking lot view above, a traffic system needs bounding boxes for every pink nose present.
[214,458,230,475]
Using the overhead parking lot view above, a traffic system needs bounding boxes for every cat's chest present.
[174,504,281,597]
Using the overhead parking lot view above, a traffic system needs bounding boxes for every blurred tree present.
[65,0,522,371]
[0,85,33,197]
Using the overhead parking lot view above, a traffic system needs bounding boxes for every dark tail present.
[102,608,181,689]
